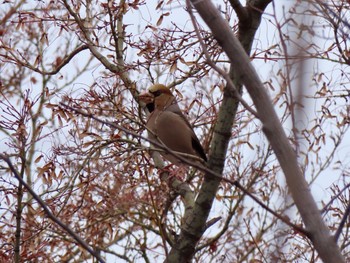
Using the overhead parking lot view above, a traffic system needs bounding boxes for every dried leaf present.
[156,0,164,9]
[45,103,57,109]
[169,61,177,73]
[57,114,63,127]
[82,140,95,148]
[35,155,43,163]
[156,15,163,26]
[145,25,157,31]
[174,88,183,99]
[34,54,42,67]
[40,33,49,46]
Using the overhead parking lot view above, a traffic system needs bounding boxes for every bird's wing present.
[165,103,207,162]
[191,133,207,162]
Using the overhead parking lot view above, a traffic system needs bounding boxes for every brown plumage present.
[139,84,207,166]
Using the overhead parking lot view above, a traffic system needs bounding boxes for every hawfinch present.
[139,84,207,166]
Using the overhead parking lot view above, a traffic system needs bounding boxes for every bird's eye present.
[150,90,162,97]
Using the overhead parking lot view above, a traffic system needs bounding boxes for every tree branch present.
[321,183,350,214]
[4,45,89,76]
[62,0,120,73]
[335,201,350,242]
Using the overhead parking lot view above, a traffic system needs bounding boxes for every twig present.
[0,154,106,263]
[243,218,268,263]
[321,183,350,214]
[205,216,221,229]
[5,45,88,75]
[62,0,119,73]
[335,201,350,242]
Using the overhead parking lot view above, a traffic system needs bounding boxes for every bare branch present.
[335,201,350,242]
[4,45,89,76]
[321,183,350,214]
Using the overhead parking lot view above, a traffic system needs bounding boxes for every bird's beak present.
[138,91,154,105]
[139,91,155,113]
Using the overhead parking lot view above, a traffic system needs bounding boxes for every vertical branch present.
[106,0,137,97]
[107,0,126,69]
[116,0,126,65]
[14,175,23,263]
[271,1,300,155]
[14,117,28,263]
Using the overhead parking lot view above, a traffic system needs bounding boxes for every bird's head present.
[139,84,175,112]
[148,84,172,97]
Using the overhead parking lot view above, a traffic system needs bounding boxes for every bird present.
[139,84,207,166]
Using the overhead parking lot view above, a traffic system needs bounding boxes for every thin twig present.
[6,45,88,75]
[335,201,350,242]
[0,154,106,263]
[243,218,268,263]
[321,183,350,214]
